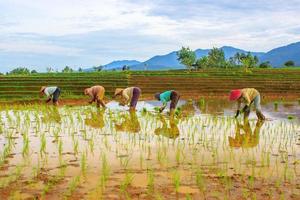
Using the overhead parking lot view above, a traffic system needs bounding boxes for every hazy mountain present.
[103,60,141,70]
[260,42,300,67]
[130,51,184,70]
[130,46,264,70]
[83,60,141,71]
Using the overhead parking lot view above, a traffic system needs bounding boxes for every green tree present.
[240,52,259,70]
[259,61,271,68]
[9,67,31,75]
[177,47,196,71]
[31,70,38,74]
[62,66,74,73]
[78,67,83,72]
[207,47,226,68]
[284,60,295,67]
[195,56,209,69]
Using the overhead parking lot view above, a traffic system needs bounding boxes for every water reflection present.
[228,119,264,148]
[85,109,105,129]
[114,111,141,133]
[42,106,61,123]
[154,116,180,139]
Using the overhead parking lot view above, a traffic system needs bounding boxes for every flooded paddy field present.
[0,100,299,200]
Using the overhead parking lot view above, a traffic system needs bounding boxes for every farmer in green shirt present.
[154,90,180,117]
[40,86,61,106]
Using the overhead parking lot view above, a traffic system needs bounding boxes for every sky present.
[0,0,300,72]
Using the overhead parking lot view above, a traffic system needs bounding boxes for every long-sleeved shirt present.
[159,90,173,106]
[121,87,135,104]
[44,86,58,97]
[86,86,105,100]
[237,88,259,109]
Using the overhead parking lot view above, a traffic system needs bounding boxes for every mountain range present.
[93,42,300,71]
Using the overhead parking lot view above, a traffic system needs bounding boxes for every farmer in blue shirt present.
[40,86,61,106]
[154,90,180,117]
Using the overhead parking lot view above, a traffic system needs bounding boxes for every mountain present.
[103,60,141,70]
[260,42,300,67]
[83,60,141,71]
[130,46,264,70]
[83,42,300,71]
[130,51,184,70]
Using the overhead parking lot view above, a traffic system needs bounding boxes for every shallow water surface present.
[0,101,299,199]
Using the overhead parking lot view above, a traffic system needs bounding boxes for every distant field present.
[0,68,300,102]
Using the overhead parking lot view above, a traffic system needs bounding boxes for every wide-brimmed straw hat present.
[40,86,46,93]
[84,88,91,95]
[229,89,242,101]
[114,88,124,97]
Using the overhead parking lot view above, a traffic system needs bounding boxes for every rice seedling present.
[64,175,81,199]
[171,169,180,193]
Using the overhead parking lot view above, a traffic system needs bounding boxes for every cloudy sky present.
[0,0,299,72]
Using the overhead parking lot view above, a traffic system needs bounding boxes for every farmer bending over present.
[40,86,61,106]
[114,87,141,111]
[155,90,180,117]
[84,85,106,108]
[229,88,265,120]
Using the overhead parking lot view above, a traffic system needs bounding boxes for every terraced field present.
[0,69,299,102]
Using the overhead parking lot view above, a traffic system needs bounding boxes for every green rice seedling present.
[22,131,29,157]
[73,140,79,156]
[287,115,295,120]
[120,170,134,195]
[172,170,180,193]
[186,194,192,200]
[81,152,87,177]
[147,168,155,195]
[274,101,279,111]
[64,175,81,199]
[0,165,23,188]
[40,133,47,156]
[58,139,63,156]
[195,168,206,197]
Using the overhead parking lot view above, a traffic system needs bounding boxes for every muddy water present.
[0,100,299,200]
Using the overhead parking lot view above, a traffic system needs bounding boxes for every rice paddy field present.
[0,99,299,200]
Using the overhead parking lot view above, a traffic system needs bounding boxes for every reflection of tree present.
[42,106,61,123]
[228,119,264,148]
[154,116,180,139]
[114,111,141,133]
[85,109,105,129]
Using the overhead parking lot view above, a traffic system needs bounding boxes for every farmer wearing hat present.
[40,86,61,106]
[229,88,265,120]
[84,85,106,108]
[154,90,180,117]
[114,87,141,111]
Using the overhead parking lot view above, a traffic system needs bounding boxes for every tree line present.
[177,46,296,70]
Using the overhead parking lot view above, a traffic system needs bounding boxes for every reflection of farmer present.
[228,119,264,148]
[229,88,265,120]
[114,111,141,133]
[85,109,105,129]
[114,87,141,111]
[154,90,180,117]
[40,86,61,106]
[154,116,180,139]
[84,85,106,108]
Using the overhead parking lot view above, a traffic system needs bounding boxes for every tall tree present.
[207,47,226,68]
[177,47,196,71]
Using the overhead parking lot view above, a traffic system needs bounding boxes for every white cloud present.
[0,0,300,71]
